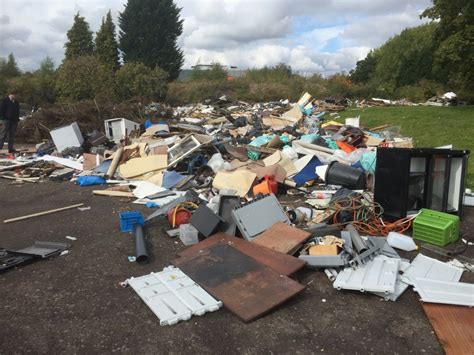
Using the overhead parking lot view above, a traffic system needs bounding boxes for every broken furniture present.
[104,118,140,143]
[422,303,474,355]
[124,266,222,326]
[172,239,305,322]
[231,194,290,241]
[176,233,305,276]
[167,134,202,168]
[374,148,470,219]
[252,222,310,254]
[49,122,84,153]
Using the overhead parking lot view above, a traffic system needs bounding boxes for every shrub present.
[56,56,115,102]
[115,62,168,100]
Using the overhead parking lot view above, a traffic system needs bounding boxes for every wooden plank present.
[251,222,311,255]
[176,233,305,276]
[4,203,84,224]
[172,243,304,322]
[422,302,474,355]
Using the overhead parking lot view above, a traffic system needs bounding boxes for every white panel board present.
[126,266,222,326]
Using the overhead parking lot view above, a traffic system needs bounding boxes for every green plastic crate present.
[413,209,459,246]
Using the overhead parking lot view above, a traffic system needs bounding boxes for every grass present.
[335,105,474,188]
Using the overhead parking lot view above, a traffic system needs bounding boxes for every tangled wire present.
[327,192,414,236]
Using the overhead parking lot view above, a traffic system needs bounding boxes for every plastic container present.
[387,232,418,251]
[413,209,459,246]
[325,161,366,190]
[253,176,278,196]
[119,211,144,233]
[179,224,199,246]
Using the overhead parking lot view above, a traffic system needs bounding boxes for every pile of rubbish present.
[1,92,472,329]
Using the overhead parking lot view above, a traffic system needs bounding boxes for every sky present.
[0,0,432,75]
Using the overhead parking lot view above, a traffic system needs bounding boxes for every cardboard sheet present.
[213,170,257,197]
[119,155,167,179]
[263,151,282,167]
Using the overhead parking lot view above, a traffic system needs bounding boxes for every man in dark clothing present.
[0,90,20,153]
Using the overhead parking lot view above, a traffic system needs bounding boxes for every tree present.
[119,0,184,80]
[0,53,21,78]
[64,13,94,60]
[422,0,474,100]
[56,56,115,102]
[38,56,55,75]
[115,62,168,99]
[350,51,378,84]
[95,10,120,71]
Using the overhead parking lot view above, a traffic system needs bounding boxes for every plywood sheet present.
[252,222,310,254]
[172,243,304,322]
[176,233,305,276]
[422,303,474,355]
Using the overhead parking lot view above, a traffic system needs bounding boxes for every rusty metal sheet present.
[172,243,305,322]
[252,222,310,254]
[422,303,474,355]
[176,233,305,276]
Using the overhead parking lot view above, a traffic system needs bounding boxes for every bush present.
[115,62,168,100]
[56,56,116,102]
[188,64,228,81]
[9,72,57,108]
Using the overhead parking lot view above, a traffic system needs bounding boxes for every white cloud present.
[0,0,432,75]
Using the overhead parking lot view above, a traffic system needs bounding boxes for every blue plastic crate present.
[119,211,144,233]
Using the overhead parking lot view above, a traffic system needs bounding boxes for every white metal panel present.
[126,266,222,326]
[333,255,399,294]
[401,254,463,286]
[412,277,474,307]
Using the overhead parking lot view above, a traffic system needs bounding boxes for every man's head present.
[8,90,18,101]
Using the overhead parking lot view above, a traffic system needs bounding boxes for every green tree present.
[64,13,94,60]
[0,53,21,78]
[38,56,55,75]
[56,56,115,102]
[350,51,378,84]
[95,10,120,71]
[422,0,474,100]
[119,0,184,80]
[115,62,168,99]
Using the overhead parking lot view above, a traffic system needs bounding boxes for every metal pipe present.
[133,224,148,263]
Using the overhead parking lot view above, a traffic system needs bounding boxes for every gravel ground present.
[1,178,472,354]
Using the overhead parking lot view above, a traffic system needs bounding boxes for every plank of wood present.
[3,203,84,224]
[251,222,311,255]
[422,302,474,355]
[172,243,304,322]
[92,190,134,198]
[176,233,305,276]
